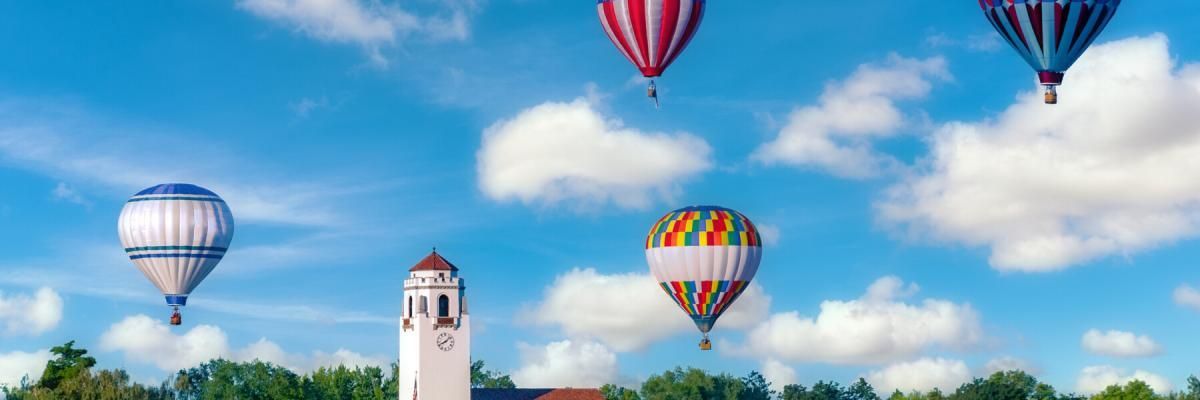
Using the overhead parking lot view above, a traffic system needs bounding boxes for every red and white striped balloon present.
[597,0,706,78]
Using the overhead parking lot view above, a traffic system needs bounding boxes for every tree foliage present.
[37,340,97,390]
[637,367,753,400]
[603,367,1200,400]
[470,360,516,389]
[5,341,1200,400]
[603,384,644,400]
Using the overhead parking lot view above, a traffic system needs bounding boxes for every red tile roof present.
[537,389,605,400]
[409,250,459,272]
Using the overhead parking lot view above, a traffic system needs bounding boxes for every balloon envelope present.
[597,0,706,78]
[645,206,761,334]
[979,0,1121,85]
[118,183,234,307]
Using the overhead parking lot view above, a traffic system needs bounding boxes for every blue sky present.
[3,0,1200,395]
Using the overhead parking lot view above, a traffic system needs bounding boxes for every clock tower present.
[400,250,471,400]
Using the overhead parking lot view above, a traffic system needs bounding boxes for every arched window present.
[438,295,450,317]
[407,296,413,318]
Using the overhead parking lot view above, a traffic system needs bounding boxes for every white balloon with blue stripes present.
[118,183,234,322]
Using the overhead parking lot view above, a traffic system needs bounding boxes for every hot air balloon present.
[645,205,761,350]
[118,183,234,326]
[597,0,706,108]
[979,0,1121,104]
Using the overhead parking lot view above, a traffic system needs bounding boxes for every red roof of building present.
[536,389,605,400]
[409,250,459,272]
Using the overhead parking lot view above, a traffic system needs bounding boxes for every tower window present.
[438,294,450,317]
[407,296,413,318]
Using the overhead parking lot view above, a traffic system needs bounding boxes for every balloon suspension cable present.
[1044,85,1058,105]
[648,80,660,109]
[699,333,712,351]
[170,307,182,326]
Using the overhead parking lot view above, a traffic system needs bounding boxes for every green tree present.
[470,360,516,389]
[846,378,881,400]
[1181,375,1200,400]
[602,384,642,400]
[37,341,97,390]
[738,371,774,400]
[1091,380,1156,400]
[1032,382,1057,400]
[5,367,169,400]
[383,362,400,398]
[781,384,810,400]
[811,381,846,400]
[640,367,729,400]
[306,365,389,400]
[951,370,1039,400]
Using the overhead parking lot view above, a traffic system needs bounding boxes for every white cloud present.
[753,55,949,178]
[1174,284,1200,311]
[756,223,782,247]
[1082,329,1162,358]
[236,0,472,66]
[0,349,52,388]
[981,356,1037,375]
[50,182,89,207]
[862,275,919,302]
[924,32,956,49]
[0,101,347,227]
[735,276,982,365]
[761,359,797,393]
[100,315,387,373]
[512,340,618,389]
[966,33,1003,52]
[0,287,63,336]
[289,97,330,118]
[100,315,232,371]
[310,349,390,371]
[925,31,1003,53]
[235,338,387,372]
[1076,365,1172,394]
[879,34,1200,272]
[236,338,302,370]
[866,358,971,395]
[523,268,769,352]
[477,98,712,210]
[0,246,392,328]
[196,297,393,326]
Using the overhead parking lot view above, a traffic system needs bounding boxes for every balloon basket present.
[170,308,182,326]
[699,337,712,351]
[1044,86,1058,105]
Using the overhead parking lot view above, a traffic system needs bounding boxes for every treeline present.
[601,368,1200,400]
[5,341,1199,400]
[1,341,514,400]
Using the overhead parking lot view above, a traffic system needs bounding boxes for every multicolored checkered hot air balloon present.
[597,0,706,108]
[645,205,761,351]
[118,183,234,326]
[979,0,1122,104]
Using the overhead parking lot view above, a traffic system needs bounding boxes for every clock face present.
[436,332,455,351]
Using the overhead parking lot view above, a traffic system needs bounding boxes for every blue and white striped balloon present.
[118,183,234,308]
